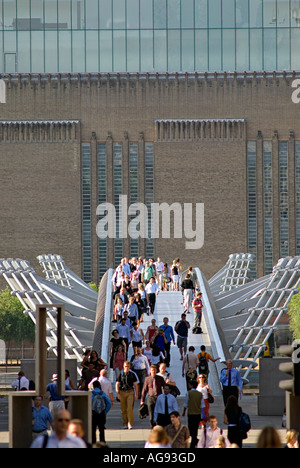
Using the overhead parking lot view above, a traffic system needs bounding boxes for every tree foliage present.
[288,287,300,340]
[0,287,35,345]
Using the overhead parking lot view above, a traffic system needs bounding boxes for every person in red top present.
[192,291,203,331]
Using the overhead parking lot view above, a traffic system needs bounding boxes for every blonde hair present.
[147,426,170,445]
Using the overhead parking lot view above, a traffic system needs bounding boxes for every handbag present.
[186,355,197,381]
[207,390,214,404]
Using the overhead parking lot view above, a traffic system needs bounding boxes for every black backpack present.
[198,353,208,373]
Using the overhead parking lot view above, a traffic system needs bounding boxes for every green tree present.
[288,286,300,339]
[0,287,35,345]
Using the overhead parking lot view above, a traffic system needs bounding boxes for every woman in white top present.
[143,340,153,364]
[197,374,213,428]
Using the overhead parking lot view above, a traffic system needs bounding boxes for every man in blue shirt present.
[154,384,178,427]
[219,359,243,405]
[46,373,72,416]
[159,317,175,367]
[91,380,111,444]
[32,395,53,440]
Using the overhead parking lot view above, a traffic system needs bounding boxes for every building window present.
[279,141,289,258]
[113,142,123,267]
[263,141,273,274]
[97,142,107,280]
[247,141,257,279]
[145,142,155,259]
[296,141,300,256]
[81,143,92,283]
[129,142,139,258]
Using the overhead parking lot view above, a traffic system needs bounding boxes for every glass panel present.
[250,28,262,70]
[208,0,221,28]
[86,30,99,71]
[208,29,221,70]
[195,29,208,70]
[72,30,85,71]
[222,29,235,71]
[168,29,181,71]
[250,0,262,27]
[181,0,194,28]
[18,31,30,71]
[113,0,125,29]
[263,0,277,27]
[45,31,58,71]
[277,28,290,70]
[236,0,249,28]
[3,0,16,30]
[154,29,167,70]
[58,31,72,72]
[291,29,300,69]
[291,1,300,27]
[44,0,58,28]
[236,29,249,70]
[195,0,208,28]
[222,0,235,28]
[140,29,153,71]
[31,0,44,30]
[127,0,139,29]
[31,31,44,72]
[154,0,166,28]
[167,0,180,28]
[4,30,16,52]
[277,0,290,27]
[0,1,3,31]
[72,0,84,29]
[58,0,71,29]
[16,0,30,30]
[127,30,140,71]
[99,0,112,28]
[140,0,153,28]
[86,0,98,29]
[4,52,16,72]
[100,30,112,71]
[129,142,139,257]
[181,29,194,71]
[97,143,107,279]
[145,142,155,259]
[113,30,126,71]
[263,28,276,70]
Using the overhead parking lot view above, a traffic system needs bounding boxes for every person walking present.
[91,380,111,444]
[31,409,87,448]
[153,384,178,427]
[11,371,30,391]
[182,380,203,449]
[182,346,198,389]
[197,415,229,448]
[192,292,203,332]
[197,345,220,379]
[220,359,243,406]
[130,346,150,396]
[31,395,53,441]
[180,273,195,313]
[165,411,190,449]
[145,277,159,314]
[115,361,139,430]
[159,317,175,367]
[141,365,165,428]
[196,374,214,427]
[224,395,243,448]
[175,313,190,360]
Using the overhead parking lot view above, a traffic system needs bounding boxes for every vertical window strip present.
[113,142,123,267]
[279,141,289,258]
[296,141,300,256]
[81,143,92,283]
[129,142,139,257]
[247,141,257,279]
[97,142,107,279]
[263,140,273,274]
[145,142,155,258]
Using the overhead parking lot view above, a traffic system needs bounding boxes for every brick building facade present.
[1,71,300,282]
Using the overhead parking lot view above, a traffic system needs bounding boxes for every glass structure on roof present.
[1,0,300,74]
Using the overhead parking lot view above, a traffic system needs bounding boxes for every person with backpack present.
[91,380,111,444]
[197,415,229,448]
[197,345,220,379]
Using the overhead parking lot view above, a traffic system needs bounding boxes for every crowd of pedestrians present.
[11,255,298,448]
